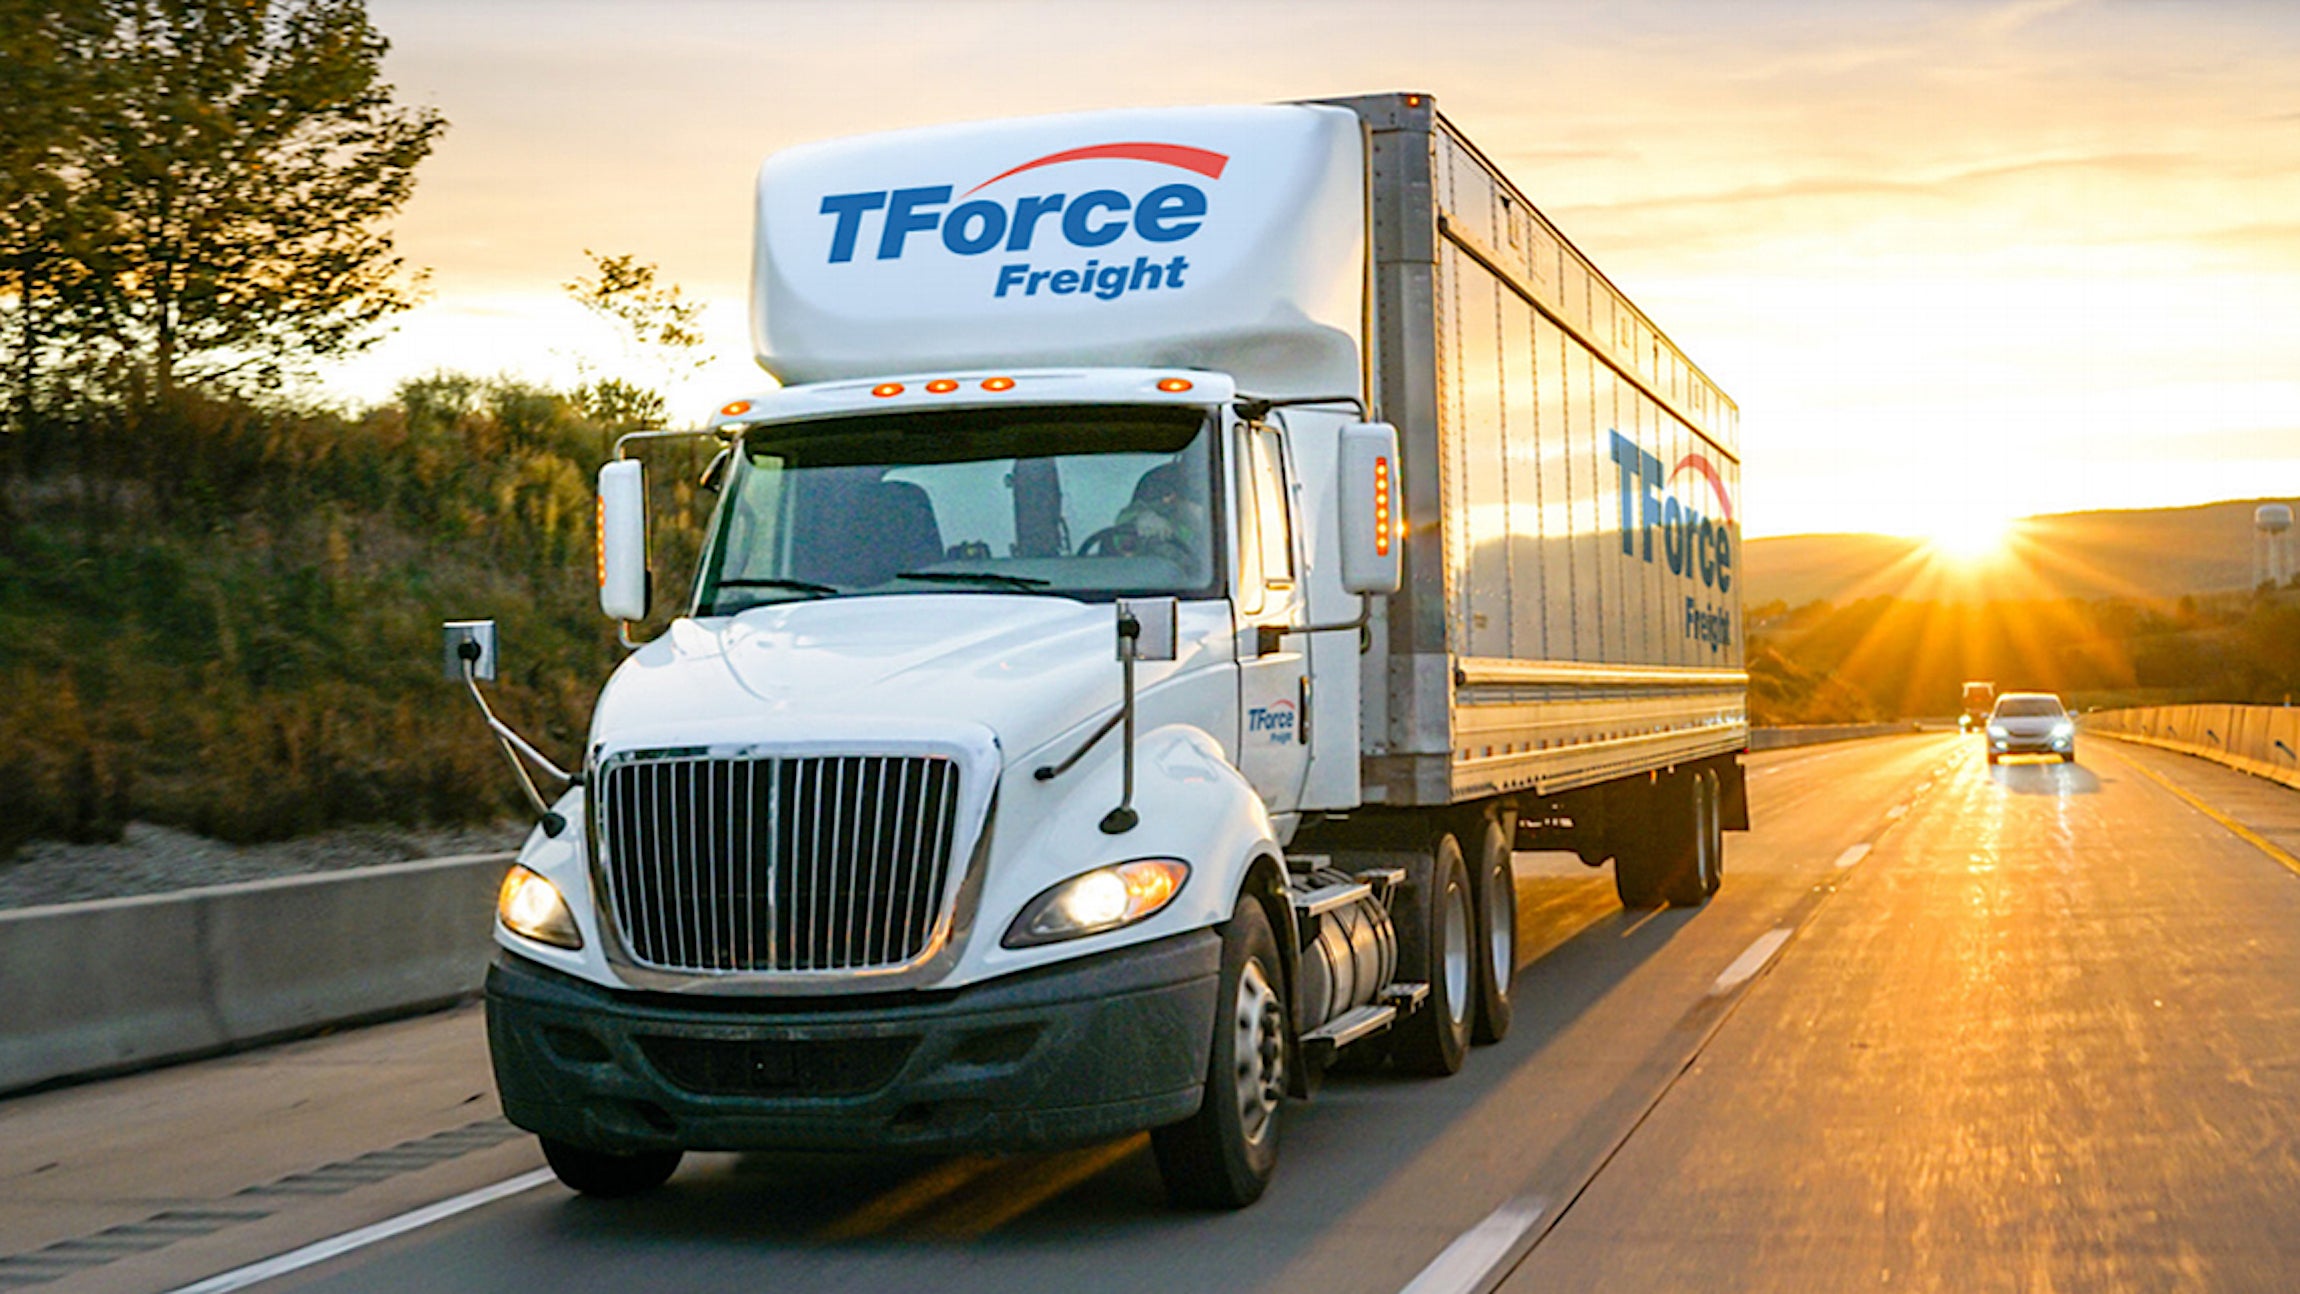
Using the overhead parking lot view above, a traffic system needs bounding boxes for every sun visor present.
[752,104,1365,399]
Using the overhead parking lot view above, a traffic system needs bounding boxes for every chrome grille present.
[594,753,964,974]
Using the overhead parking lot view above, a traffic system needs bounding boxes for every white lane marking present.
[167,1168,557,1294]
[1711,928,1795,997]
[1885,804,1908,820]
[1834,843,1873,869]
[1399,1195,1549,1294]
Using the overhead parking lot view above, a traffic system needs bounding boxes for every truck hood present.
[590,595,1191,765]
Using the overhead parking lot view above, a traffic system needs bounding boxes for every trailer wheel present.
[539,1139,681,1198]
[1470,817,1517,1045]
[1153,899,1286,1209]
[1611,785,1672,909]
[1664,768,1724,906]
[1392,834,1473,1076]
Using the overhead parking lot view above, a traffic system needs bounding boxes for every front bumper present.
[486,930,1220,1155]
[1990,732,2074,755]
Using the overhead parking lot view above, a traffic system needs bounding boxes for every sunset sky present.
[332,0,2300,539]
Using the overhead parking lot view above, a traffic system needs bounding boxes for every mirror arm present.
[1100,610,1143,835]
[1256,594,1374,656]
[1032,705,1125,784]
[457,652,577,837]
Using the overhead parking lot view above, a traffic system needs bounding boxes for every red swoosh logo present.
[962,142,1230,196]
[1668,454,1735,525]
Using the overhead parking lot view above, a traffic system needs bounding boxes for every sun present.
[1920,510,2014,563]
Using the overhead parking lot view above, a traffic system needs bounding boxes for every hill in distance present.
[1744,497,2300,609]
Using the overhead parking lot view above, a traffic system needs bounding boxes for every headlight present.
[1004,859,1189,948]
[2051,721,2075,738]
[1987,724,2008,738]
[498,865,582,949]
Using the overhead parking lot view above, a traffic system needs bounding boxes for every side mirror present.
[598,459,649,621]
[1338,421,1402,595]
[442,620,498,680]
[1115,596,1178,662]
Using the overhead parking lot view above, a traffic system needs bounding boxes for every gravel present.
[0,821,529,911]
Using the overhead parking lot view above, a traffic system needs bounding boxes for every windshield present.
[696,404,1219,614]
[1994,697,2065,718]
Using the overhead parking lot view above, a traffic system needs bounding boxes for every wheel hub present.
[1233,960,1284,1145]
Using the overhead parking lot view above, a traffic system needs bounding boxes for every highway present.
[8,732,2300,1293]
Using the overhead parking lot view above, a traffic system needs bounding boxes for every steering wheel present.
[1076,524,1143,557]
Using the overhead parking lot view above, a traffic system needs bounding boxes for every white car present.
[1986,692,2076,764]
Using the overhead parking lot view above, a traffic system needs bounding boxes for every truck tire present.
[1615,771,1716,909]
[1470,816,1516,1045]
[1664,768,1724,906]
[540,1139,682,1198]
[1152,898,1287,1209]
[1391,834,1473,1076]
[1611,784,1672,910]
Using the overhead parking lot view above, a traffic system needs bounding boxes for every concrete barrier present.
[0,853,510,1096]
[2,722,1933,1095]
[2084,705,2300,791]
[1748,722,1922,751]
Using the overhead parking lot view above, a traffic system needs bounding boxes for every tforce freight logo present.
[1609,430,1736,653]
[816,142,1225,303]
[1246,699,1298,744]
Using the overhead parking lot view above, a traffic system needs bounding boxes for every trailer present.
[456,92,1748,1210]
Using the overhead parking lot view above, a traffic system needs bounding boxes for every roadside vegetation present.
[0,2,720,858]
[1747,588,2300,725]
[0,377,714,857]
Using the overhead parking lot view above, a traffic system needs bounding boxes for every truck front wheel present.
[539,1139,681,1198]
[1152,899,1286,1209]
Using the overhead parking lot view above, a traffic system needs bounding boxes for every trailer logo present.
[816,141,1224,303]
[1609,430,1735,653]
[1246,699,1298,743]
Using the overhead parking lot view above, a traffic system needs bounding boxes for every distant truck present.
[1961,681,1996,731]
[456,93,1748,1209]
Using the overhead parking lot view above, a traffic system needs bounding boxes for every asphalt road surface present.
[8,733,2300,1293]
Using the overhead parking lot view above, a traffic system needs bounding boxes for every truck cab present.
[465,94,1746,1211]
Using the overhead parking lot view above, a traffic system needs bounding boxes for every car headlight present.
[2051,721,2075,738]
[1004,859,1189,948]
[498,864,582,949]
[1987,724,2008,738]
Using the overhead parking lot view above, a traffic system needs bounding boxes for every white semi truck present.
[458,92,1748,1209]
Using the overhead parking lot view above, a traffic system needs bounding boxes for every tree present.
[0,0,109,426]
[34,0,444,396]
[564,250,711,429]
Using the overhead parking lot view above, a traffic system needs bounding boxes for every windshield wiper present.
[892,570,1052,590]
[709,577,841,609]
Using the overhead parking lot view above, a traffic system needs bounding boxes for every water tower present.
[2260,504,2295,589]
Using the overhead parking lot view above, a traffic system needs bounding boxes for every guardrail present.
[2083,704,2300,792]
[0,854,510,1097]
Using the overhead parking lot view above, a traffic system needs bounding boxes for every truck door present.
[1235,420,1312,816]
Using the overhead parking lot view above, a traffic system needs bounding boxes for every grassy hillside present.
[0,382,712,858]
[1745,498,2300,608]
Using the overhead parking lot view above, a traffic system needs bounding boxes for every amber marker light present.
[1155,377,1194,393]
[594,497,607,588]
[1374,456,1392,556]
[981,376,1016,392]
[925,379,960,394]
[871,383,904,398]
[719,400,752,417]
